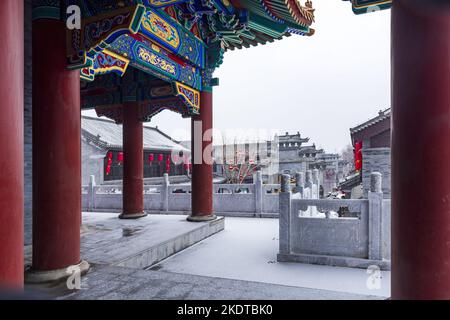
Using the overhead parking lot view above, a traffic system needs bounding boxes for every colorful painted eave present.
[68,0,317,79]
[235,0,315,27]
[214,0,315,52]
[234,0,315,35]
[62,0,318,116]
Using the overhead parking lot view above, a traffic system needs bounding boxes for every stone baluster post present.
[368,172,384,261]
[312,169,320,199]
[88,175,96,212]
[161,173,169,212]
[311,169,320,216]
[371,172,382,194]
[303,170,313,216]
[254,171,263,216]
[305,170,313,196]
[279,174,291,255]
[294,172,304,196]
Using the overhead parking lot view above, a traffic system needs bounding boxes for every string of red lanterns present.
[105,151,113,176]
[105,151,192,177]
[117,152,124,164]
[354,141,363,172]
[148,153,154,164]
[165,155,171,173]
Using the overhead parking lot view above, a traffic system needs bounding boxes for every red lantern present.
[148,153,154,162]
[107,151,113,159]
[354,141,363,171]
[107,158,112,166]
[106,165,111,175]
[117,152,124,163]
[158,154,164,162]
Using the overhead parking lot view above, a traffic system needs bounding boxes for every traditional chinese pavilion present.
[1,0,450,300]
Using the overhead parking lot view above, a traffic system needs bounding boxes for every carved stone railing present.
[82,169,331,216]
[278,172,391,270]
[95,185,123,194]
[83,172,284,215]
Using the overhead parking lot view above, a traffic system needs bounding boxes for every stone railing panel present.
[144,185,161,194]
[82,172,324,216]
[215,193,256,213]
[95,185,123,194]
[290,199,369,258]
[278,172,391,270]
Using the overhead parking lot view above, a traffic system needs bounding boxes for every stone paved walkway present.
[57,265,382,300]
[23,214,388,300]
[154,217,391,297]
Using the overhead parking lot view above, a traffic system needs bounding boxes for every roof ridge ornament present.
[304,1,314,11]
[284,0,315,26]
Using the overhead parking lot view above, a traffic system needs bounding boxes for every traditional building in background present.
[350,108,391,198]
[310,153,341,195]
[209,131,340,187]
[278,132,347,195]
[82,116,190,185]
[278,132,324,174]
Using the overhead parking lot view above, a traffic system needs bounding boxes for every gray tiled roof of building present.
[350,108,391,134]
[81,116,190,152]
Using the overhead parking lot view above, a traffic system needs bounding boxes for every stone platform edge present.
[277,253,391,271]
[114,217,225,269]
[83,210,279,219]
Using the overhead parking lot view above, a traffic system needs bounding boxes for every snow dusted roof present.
[81,116,189,152]
[350,108,391,134]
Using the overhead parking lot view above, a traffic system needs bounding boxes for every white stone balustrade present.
[277,172,391,270]
[82,171,324,217]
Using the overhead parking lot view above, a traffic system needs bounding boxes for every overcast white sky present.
[84,2,391,154]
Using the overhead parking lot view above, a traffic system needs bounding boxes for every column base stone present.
[187,214,217,222]
[119,212,148,220]
[25,260,90,284]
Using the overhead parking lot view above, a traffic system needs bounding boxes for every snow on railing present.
[82,170,338,216]
[278,172,391,270]
[82,172,288,215]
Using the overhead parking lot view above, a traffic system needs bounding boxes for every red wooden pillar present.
[120,103,146,219]
[188,91,216,221]
[0,0,24,289]
[29,8,88,281]
[392,0,450,299]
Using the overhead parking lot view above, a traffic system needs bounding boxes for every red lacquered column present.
[0,0,24,289]
[30,13,88,280]
[120,102,146,219]
[391,0,450,299]
[188,91,216,221]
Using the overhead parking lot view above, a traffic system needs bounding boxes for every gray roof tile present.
[81,116,189,152]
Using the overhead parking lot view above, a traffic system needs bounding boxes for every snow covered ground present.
[153,217,391,298]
